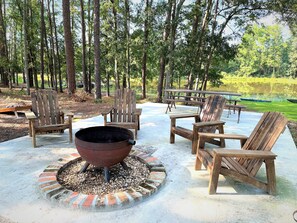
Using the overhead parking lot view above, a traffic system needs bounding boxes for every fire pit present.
[75,126,136,182]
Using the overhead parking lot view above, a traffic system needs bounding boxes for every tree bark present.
[47,0,57,91]
[80,0,88,93]
[62,0,76,94]
[111,0,119,90]
[141,0,153,99]
[40,0,45,89]
[23,0,30,95]
[94,0,102,99]
[156,0,172,102]
[52,0,63,92]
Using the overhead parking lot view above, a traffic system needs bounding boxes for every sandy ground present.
[0,102,297,223]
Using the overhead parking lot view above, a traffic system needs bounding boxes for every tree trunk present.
[52,0,63,92]
[156,0,172,102]
[141,0,153,99]
[23,0,30,95]
[62,0,76,94]
[111,0,119,90]
[94,0,102,99]
[80,0,88,93]
[0,0,9,86]
[165,0,185,93]
[40,0,45,89]
[124,0,131,89]
[47,0,57,91]
[87,0,93,93]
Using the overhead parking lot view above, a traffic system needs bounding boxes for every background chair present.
[26,89,73,147]
[102,88,142,138]
[196,112,287,195]
[170,95,226,154]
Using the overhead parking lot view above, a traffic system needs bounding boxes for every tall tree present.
[52,0,63,92]
[141,0,153,99]
[94,0,101,99]
[0,0,9,86]
[62,0,76,94]
[23,0,30,95]
[156,0,172,102]
[80,0,88,93]
[40,0,45,89]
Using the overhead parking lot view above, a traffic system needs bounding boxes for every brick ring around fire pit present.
[38,149,166,210]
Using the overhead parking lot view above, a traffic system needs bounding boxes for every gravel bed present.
[57,156,150,196]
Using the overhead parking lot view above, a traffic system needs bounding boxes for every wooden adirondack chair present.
[102,88,142,138]
[25,89,73,148]
[195,112,288,195]
[170,95,227,154]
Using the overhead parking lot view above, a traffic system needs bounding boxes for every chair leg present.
[28,121,33,137]
[170,118,176,144]
[32,129,37,148]
[265,159,276,195]
[195,155,202,170]
[192,126,199,154]
[217,125,225,147]
[208,155,222,194]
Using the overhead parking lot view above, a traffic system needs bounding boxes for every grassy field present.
[239,100,297,121]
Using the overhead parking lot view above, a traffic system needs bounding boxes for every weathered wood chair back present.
[31,89,62,126]
[236,112,287,176]
[112,88,136,123]
[199,95,226,132]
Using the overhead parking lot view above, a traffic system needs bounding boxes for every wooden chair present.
[170,95,227,154]
[102,88,142,138]
[195,112,287,195]
[25,89,73,148]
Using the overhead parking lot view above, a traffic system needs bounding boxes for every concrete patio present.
[0,102,296,223]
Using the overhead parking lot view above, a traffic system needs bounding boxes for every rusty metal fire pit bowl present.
[75,126,136,182]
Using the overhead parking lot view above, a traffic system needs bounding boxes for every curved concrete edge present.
[38,150,166,211]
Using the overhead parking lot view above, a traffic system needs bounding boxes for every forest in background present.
[0,0,296,102]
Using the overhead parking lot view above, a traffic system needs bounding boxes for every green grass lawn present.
[240,101,297,121]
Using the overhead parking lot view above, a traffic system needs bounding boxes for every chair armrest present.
[101,107,113,115]
[193,121,225,128]
[198,132,248,140]
[170,113,200,119]
[213,149,277,159]
[135,108,142,116]
[25,111,37,120]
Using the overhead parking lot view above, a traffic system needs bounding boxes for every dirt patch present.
[0,88,112,143]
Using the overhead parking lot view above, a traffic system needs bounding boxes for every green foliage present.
[232,24,292,78]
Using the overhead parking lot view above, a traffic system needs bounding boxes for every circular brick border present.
[38,149,166,210]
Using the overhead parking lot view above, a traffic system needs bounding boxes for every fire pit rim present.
[75,126,134,145]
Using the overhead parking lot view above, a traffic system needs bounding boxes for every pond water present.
[208,79,297,101]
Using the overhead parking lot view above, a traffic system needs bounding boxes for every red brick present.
[106,194,117,206]
[41,183,61,192]
[116,192,130,204]
[82,195,97,208]
[145,156,158,163]
[38,176,56,182]
[72,194,87,208]
[39,172,57,177]
[63,192,79,204]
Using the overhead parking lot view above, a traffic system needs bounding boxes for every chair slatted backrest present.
[238,112,287,176]
[199,95,226,132]
[31,90,61,126]
[112,88,136,123]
